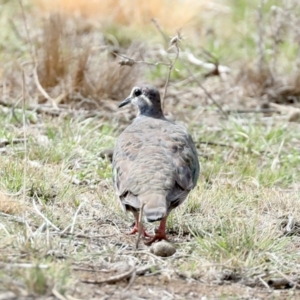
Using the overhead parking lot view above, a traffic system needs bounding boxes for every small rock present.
[150,241,176,257]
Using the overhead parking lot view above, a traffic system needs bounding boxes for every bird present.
[112,85,200,245]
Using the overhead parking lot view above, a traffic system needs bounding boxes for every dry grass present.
[34,0,213,30]
[36,14,142,103]
[2,12,142,108]
[0,192,24,215]
[0,99,300,298]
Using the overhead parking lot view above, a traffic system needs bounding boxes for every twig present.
[70,202,85,234]
[274,269,300,288]
[136,203,145,250]
[225,109,279,114]
[151,18,169,45]
[257,0,265,73]
[267,276,299,289]
[182,52,231,77]
[135,265,160,276]
[33,67,58,108]
[198,141,232,148]
[32,222,47,237]
[21,70,28,236]
[52,289,68,300]
[123,250,166,264]
[258,276,271,290]
[123,269,136,292]
[179,57,228,118]
[18,0,36,62]
[151,19,228,117]
[32,197,60,231]
[161,33,181,111]
[80,266,136,284]
[53,231,115,239]
[116,53,169,67]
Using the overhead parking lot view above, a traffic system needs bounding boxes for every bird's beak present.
[119,96,132,108]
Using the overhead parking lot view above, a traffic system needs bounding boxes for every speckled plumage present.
[112,85,200,244]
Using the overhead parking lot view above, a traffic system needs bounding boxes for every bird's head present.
[119,85,164,118]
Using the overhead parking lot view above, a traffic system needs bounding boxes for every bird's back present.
[113,115,199,220]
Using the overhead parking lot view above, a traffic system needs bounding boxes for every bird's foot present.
[127,225,152,238]
[144,230,169,246]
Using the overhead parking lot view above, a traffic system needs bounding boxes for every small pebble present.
[150,240,176,257]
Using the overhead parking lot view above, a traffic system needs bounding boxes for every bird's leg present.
[127,214,152,238]
[144,215,169,245]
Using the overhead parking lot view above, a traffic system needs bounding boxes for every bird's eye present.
[133,88,142,97]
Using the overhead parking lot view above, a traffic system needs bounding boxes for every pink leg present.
[127,215,152,238]
[145,216,169,245]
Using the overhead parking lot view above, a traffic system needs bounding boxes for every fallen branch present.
[53,231,115,239]
[181,52,231,79]
[80,266,136,284]
[267,277,298,289]
[225,109,279,114]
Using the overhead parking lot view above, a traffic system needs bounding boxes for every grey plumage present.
[112,85,200,244]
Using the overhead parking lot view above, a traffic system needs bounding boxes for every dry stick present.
[270,269,300,289]
[18,0,36,62]
[18,1,30,211]
[21,69,29,238]
[80,266,136,284]
[136,203,145,250]
[257,1,265,74]
[116,53,169,67]
[52,289,68,300]
[33,67,58,108]
[32,196,60,231]
[69,201,85,234]
[123,269,136,292]
[151,18,228,118]
[179,57,228,118]
[225,108,279,114]
[18,0,58,108]
[150,19,179,111]
[258,276,271,290]
[151,18,169,45]
[161,41,180,111]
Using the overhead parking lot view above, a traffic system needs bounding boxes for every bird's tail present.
[139,193,167,222]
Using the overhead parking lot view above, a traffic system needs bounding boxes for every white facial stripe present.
[141,94,152,106]
[130,87,152,107]
[130,87,139,97]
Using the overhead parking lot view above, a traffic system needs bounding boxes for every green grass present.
[1,104,300,297]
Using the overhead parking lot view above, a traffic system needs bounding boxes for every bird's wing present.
[112,130,143,197]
